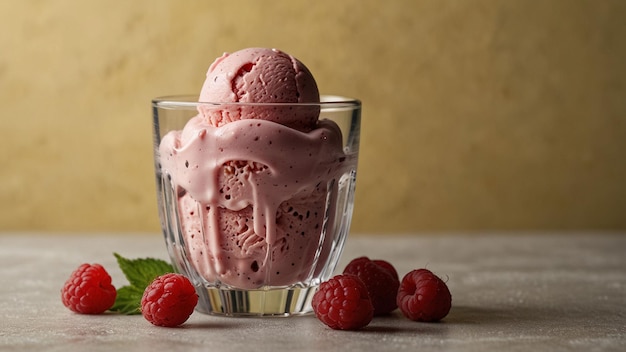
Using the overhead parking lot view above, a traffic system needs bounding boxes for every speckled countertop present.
[1,232,624,352]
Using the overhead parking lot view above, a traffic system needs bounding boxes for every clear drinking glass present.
[152,95,361,316]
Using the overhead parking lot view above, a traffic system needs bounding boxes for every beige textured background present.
[1,0,625,234]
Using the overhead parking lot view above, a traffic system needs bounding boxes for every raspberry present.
[343,257,400,315]
[397,269,452,322]
[141,273,198,327]
[61,263,117,314]
[373,259,399,281]
[312,275,374,330]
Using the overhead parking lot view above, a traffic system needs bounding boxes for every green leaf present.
[110,253,175,315]
[109,285,144,315]
[114,253,174,289]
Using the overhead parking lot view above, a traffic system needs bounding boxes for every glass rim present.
[152,94,361,109]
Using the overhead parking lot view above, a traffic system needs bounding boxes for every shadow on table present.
[445,304,589,327]
[183,320,248,330]
[363,304,568,333]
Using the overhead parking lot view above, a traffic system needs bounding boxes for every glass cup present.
[152,95,361,316]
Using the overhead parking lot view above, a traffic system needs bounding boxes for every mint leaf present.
[109,286,144,315]
[114,253,174,289]
[110,253,175,315]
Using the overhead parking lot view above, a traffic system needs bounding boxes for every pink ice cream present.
[198,47,320,131]
[158,48,352,289]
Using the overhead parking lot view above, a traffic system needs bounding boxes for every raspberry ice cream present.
[158,48,355,289]
[198,47,320,131]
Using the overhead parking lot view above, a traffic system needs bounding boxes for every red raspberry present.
[373,259,399,280]
[397,269,452,322]
[141,273,198,327]
[61,263,117,314]
[312,275,374,330]
[343,257,400,315]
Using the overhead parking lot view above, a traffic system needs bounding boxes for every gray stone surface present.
[1,232,624,351]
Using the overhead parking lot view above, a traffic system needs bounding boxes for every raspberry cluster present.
[312,257,452,330]
[61,255,450,331]
[61,259,198,327]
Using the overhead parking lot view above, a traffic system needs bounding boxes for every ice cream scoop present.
[198,47,320,131]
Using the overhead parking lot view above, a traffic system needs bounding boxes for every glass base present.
[195,285,318,317]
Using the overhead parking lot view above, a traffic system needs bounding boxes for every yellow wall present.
[1,0,625,234]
